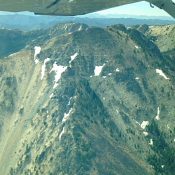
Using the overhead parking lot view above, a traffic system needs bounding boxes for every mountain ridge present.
[0,23,175,175]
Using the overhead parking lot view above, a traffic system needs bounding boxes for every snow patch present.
[78,25,83,31]
[94,64,105,76]
[116,68,120,72]
[59,127,65,140]
[135,45,139,49]
[149,139,153,145]
[53,83,58,89]
[34,46,41,58]
[116,109,119,114]
[68,97,73,106]
[34,46,41,64]
[161,165,165,169]
[41,58,50,80]
[34,59,39,64]
[141,121,149,129]
[156,69,170,80]
[62,108,73,123]
[143,131,149,136]
[50,63,67,89]
[69,52,78,64]
[135,77,140,80]
[155,107,160,120]
[49,93,54,99]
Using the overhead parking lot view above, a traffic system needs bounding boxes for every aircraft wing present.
[0,0,141,15]
[148,0,175,18]
[0,0,174,18]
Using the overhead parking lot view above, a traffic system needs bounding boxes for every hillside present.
[144,25,175,61]
[0,23,175,175]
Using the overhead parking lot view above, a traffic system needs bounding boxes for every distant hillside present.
[0,14,175,31]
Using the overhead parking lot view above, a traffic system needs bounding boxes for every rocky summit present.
[0,23,175,175]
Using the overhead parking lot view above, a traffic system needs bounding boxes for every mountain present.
[136,24,175,72]
[0,14,175,31]
[145,25,175,57]
[0,23,175,175]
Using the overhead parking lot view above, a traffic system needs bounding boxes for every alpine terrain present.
[0,23,175,175]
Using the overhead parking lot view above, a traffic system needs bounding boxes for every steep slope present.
[0,23,175,175]
[145,25,175,53]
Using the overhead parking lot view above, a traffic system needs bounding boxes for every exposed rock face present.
[0,23,175,175]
